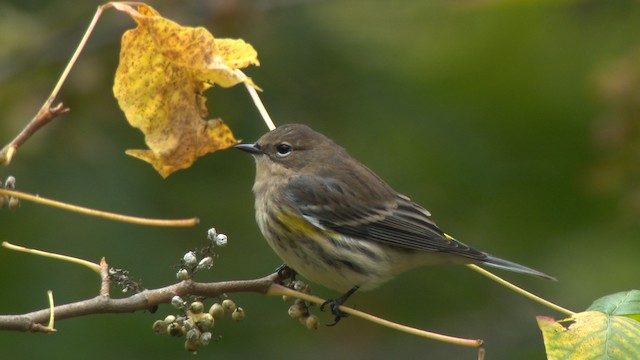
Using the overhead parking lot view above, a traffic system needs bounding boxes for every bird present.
[235,123,555,323]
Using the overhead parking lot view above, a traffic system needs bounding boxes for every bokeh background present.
[1,0,639,359]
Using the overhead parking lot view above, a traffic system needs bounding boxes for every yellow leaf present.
[112,3,259,177]
[538,311,640,360]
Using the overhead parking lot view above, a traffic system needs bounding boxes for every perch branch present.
[0,274,279,333]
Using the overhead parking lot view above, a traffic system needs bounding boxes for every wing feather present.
[286,175,488,260]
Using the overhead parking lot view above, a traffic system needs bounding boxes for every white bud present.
[183,251,197,266]
[176,268,189,280]
[214,233,228,247]
[207,228,217,242]
[197,256,214,270]
[4,176,16,189]
[171,295,186,309]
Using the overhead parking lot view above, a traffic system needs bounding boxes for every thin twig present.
[266,283,484,348]
[2,242,101,274]
[46,290,56,331]
[466,264,575,316]
[99,258,111,297]
[0,2,145,165]
[0,189,199,227]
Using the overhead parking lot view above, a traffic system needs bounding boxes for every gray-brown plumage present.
[236,124,555,296]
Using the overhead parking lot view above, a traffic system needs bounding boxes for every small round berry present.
[186,327,201,342]
[209,303,224,319]
[7,197,19,210]
[183,318,195,331]
[231,307,245,321]
[200,332,212,346]
[167,322,184,337]
[164,315,176,323]
[184,338,200,353]
[305,314,319,330]
[196,313,214,331]
[222,299,237,313]
[288,304,305,319]
[189,301,204,314]
[152,320,167,334]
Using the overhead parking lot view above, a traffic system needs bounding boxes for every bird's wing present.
[286,175,488,260]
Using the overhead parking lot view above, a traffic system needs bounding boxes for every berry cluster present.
[283,280,319,330]
[152,228,242,353]
[176,228,227,281]
[153,297,245,353]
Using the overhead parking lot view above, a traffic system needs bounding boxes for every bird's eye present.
[276,143,292,157]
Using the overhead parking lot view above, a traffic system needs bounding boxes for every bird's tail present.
[482,255,557,281]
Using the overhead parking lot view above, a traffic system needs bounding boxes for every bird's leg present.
[320,286,360,326]
[274,264,297,284]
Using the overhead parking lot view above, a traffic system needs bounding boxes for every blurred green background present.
[1,0,639,359]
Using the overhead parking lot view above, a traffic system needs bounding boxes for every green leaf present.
[588,290,640,322]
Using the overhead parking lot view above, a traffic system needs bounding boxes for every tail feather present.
[482,255,557,281]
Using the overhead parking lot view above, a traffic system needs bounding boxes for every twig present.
[99,258,111,297]
[0,2,145,165]
[0,189,199,227]
[3,242,101,274]
[466,264,575,316]
[0,104,69,165]
[46,290,56,332]
[266,283,484,349]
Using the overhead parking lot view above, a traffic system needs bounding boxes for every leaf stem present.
[242,75,276,131]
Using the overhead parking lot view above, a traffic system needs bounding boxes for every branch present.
[0,274,279,332]
[0,103,69,165]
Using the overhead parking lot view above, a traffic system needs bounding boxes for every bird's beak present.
[234,143,263,155]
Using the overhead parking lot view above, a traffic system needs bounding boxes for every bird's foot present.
[320,286,359,326]
[274,264,296,284]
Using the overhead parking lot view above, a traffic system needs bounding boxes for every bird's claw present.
[274,264,296,283]
[320,298,350,326]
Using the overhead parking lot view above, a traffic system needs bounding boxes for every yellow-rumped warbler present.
[236,124,555,322]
